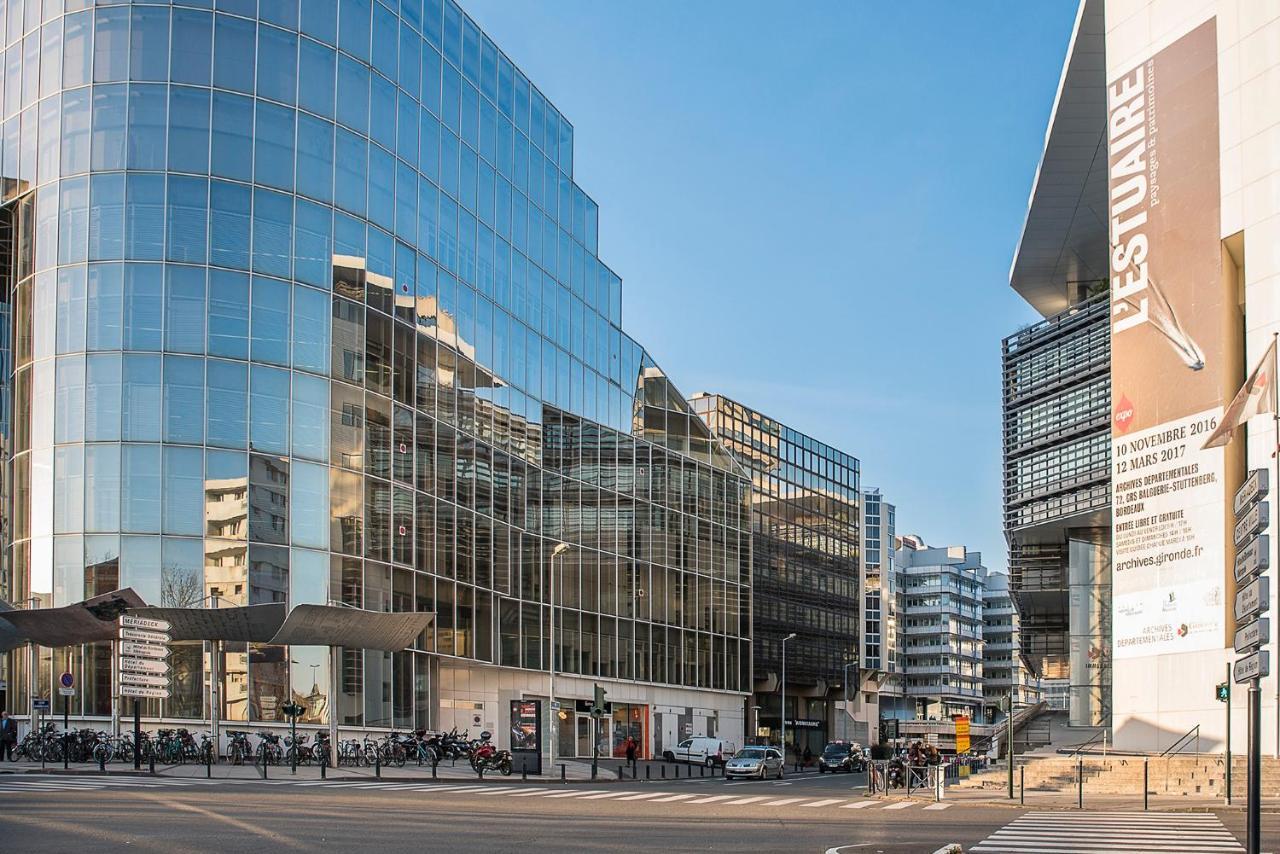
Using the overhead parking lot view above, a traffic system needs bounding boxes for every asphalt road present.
[0,768,1271,853]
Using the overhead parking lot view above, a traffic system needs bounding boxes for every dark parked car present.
[818,741,866,774]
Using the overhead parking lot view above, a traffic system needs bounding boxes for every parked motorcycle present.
[469,731,512,776]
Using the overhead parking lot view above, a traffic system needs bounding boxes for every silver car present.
[724,746,784,780]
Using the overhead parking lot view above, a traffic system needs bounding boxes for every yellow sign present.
[954,715,971,753]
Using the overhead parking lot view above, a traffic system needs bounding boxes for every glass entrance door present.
[576,714,592,757]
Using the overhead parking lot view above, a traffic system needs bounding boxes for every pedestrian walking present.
[0,711,17,761]
[624,736,637,770]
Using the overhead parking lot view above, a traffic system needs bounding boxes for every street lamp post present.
[548,543,571,770]
[751,705,761,744]
[781,633,796,762]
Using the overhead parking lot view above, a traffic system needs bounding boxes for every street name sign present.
[1235,501,1269,546]
[121,615,171,632]
[120,640,169,659]
[1236,617,1270,655]
[1236,534,1270,584]
[1235,650,1271,684]
[119,616,171,700]
[119,627,171,644]
[120,671,169,688]
[1234,468,1270,517]
[1235,575,1271,622]
[119,657,170,675]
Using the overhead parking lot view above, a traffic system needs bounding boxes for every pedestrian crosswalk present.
[0,774,954,813]
[969,811,1244,853]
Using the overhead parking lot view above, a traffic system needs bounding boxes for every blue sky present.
[463,0,1081,572]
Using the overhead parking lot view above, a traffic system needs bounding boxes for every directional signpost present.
[118,614,171,769]
[1233,469,1269,854]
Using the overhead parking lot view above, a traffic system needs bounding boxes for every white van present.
[662,736,736,766]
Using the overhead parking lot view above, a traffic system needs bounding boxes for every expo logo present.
[1114,394,1136,434]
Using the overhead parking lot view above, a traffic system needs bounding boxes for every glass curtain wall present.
[2,0,751,727]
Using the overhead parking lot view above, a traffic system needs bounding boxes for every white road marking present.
[880,800,914,810]
[800,798,846,808]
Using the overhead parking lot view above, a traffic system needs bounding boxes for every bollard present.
[560,763,566,783]
[261,752,268,780]
[661,764,666,779]
[375,754,381,779]
[700,765,705,778]
[207,749,212,779]
[617,765,623,780]
[1143,758,1149,811]
[431,758,438,780]
[1020,766,1024,805]
[633,763,638,780]
[521,767,527,782]
[1077,758,1083,809]
[646,764,651,780]
[319,755,325,779]
[149,752,156,775]
[99,753,106,773]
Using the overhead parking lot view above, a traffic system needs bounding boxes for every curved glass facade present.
[1,0,751,732]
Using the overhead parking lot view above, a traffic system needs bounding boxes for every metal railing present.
[1159,724,1201,757]
[867,760,947,801]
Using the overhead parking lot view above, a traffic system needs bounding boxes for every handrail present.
[1159,724,1201,757]
[1068,727,1107,756]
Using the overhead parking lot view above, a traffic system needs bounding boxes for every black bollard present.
[375,754,381,778]
[207,749,212,779]
[320,754,326,779]
[149,752,156,775]
[1143,758,1149,811]
[700,765,705,778]
[661,765,666,779]
[560,763,566,783]
[432,756,438,779]
[646,764,651,780]
[99,753,106,773]
[521,767,527,782]
[616,765,623,780]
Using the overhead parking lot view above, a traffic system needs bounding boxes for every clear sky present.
[463,0,1082,571]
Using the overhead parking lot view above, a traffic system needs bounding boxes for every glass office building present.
[0,0,752,757]
[690,392,859,758]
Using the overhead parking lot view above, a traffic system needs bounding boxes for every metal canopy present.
[0,588,147,647]
[130,603,288,643]
[269,604,434,652]
[0,598,24,653]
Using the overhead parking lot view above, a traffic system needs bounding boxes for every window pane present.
[163,355,205,444]
[122,354,162,442]
[86,263,123,351]
[257,25,297,106]
[91,84,127,172]
[123,263,163,350]
[165,265,206,354]
[207,358,248,449]
[88,172,125,261]
[93,6,130,83]
[298,37,335,119]
[127,84,167,171]
[250,365,290,454]
[122,444,162,533]
[210,180,251,270]
[296,113,334,204]
[124,173,165,261]
[213,13,256,94]
[335,53,368,134]
[291,372,328,462]
[251,276,290,366]
[294,199,332,289]
[163,446,204,535]
[166,175,209,264]
[171,9,213,87]
[334,128,367,216]
[292,284,328,373]
[254,102,295,192]
[130,6,170,82]
[85,353,121,442]
[208,268,249,358]
[252,188,293,278]
[85,443,122,532]
[168,86,211,175]
[211,92,253,182]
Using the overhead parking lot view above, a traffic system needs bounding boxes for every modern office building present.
[690,392,860,757]
[0,0,755,759]
[982,571,1040,718]
[1001,293,1112,729]
[1008,0,1280,751]
[859,487,902,735]
[896,536,985,723]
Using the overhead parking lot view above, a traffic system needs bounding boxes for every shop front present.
[610,702,649,759]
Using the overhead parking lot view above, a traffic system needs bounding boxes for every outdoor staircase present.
[955,754,1280,798]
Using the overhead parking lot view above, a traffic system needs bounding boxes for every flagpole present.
[1272,332,1278,760]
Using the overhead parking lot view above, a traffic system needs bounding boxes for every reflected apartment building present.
[691,393,861,758]
[0,0,753,758]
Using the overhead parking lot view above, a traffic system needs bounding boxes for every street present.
[0,769,1273,853]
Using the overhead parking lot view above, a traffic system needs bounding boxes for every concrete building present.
[982,572,1041,719]
[896,536,986,723]
[1007,0,1280,752]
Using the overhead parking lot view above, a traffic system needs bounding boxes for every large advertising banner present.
[1109,19,1229,659]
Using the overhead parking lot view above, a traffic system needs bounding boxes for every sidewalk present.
[904,783,1280,813]
[0,756,604,783]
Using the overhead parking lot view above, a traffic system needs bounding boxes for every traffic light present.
[1216,682,1230,702]
[591,684,608,716]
